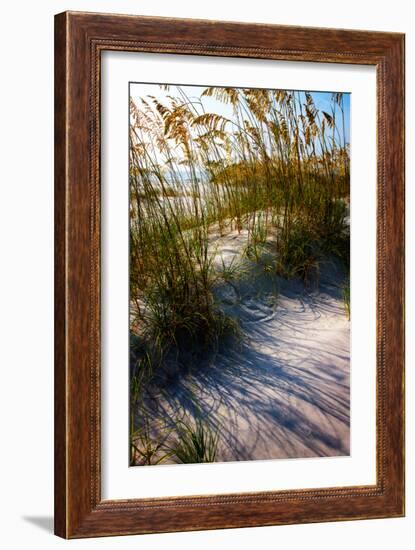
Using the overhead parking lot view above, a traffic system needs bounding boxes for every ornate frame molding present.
[55,11,404,538]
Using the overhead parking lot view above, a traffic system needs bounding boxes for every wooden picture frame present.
[54,11,405,538]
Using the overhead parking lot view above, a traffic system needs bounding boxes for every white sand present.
[144,228,350,462]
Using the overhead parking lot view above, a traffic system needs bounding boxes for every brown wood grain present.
[54,11,405,539]
[54,11,67,539]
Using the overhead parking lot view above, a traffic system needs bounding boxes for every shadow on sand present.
[141,261,350,463]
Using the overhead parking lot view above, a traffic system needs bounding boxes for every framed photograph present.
[54,11,405,538]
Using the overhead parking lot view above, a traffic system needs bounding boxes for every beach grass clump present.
[130,408,221,466]
[170,417,220,464]
[244,211,269,262]
[144,281,237,359]
[342,277,351,320]
[130,212,238,370]
[274,219,321,283]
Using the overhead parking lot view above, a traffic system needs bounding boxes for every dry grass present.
[129,85,350,465]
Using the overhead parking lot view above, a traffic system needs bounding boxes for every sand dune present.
[142,228,350,463]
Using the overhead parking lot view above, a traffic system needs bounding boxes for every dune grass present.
[342,277,351,320]
[129,85,350,465]
[170,417,220,464]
